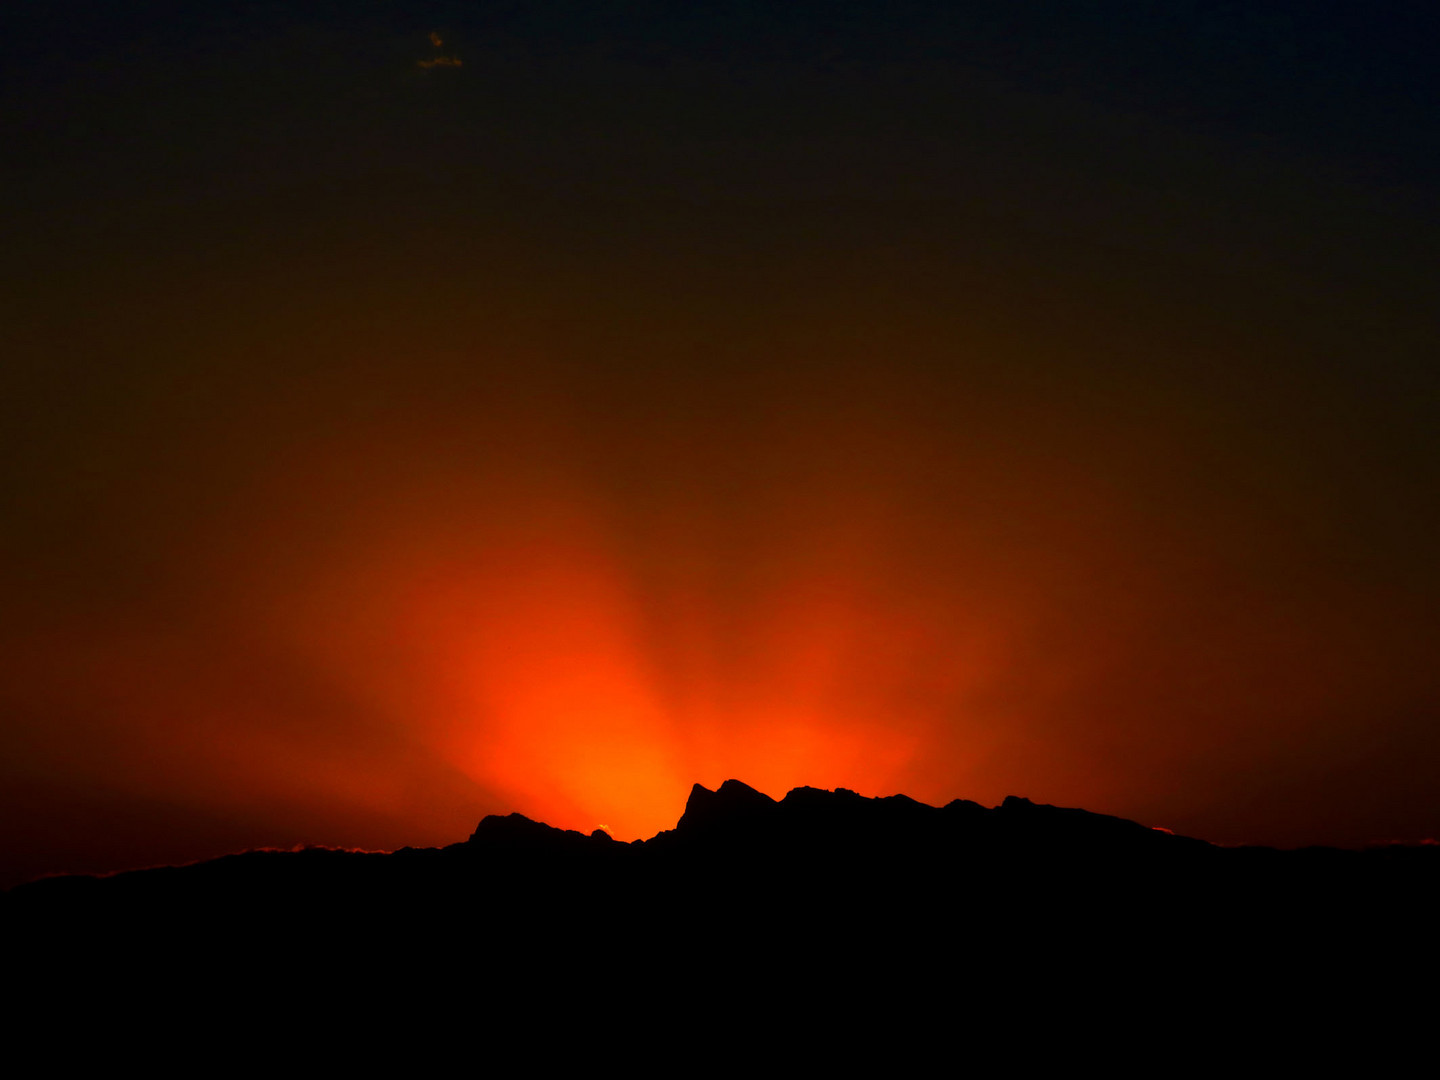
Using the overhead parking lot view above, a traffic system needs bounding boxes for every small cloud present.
[430,31,443,48]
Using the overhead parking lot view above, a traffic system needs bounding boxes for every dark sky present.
[3,1,1438,885]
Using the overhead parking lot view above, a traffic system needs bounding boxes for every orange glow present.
[257,478,950,841]
[437,529,690,839]
[7,4,1440,894]
[4,282,1437,885]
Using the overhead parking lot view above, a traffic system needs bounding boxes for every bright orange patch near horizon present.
[268,479,952,841]
[174,377,1279,846]
[8,307,1433,887]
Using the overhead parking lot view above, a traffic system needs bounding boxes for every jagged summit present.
[459,780,1207,860]
[9,777,1434,1061]
[15,780,1440,913]
[675,779,777,832]
[463,817,604,852]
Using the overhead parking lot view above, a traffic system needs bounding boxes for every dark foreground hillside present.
[8,781,1436,1064]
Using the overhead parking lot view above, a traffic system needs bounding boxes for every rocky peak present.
[676,779,778,833]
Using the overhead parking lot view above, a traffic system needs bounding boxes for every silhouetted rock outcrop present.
[675,778,777,833]
[6,780,1435,1061]
[12,780,1436,908]
[467,811,617,854]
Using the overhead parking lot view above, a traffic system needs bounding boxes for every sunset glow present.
[3,4,1437,886]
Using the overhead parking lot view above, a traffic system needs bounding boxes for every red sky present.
[2,3,1437,885]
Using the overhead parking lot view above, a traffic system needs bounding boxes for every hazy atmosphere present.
[3,2,1437,886]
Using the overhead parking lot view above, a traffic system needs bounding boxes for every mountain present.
[7,781,1435,1062]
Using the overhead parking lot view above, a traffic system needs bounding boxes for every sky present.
[2,1,1437,885]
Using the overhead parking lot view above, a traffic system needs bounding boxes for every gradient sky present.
[3,2,1438,886]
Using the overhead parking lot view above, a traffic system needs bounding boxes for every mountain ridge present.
[8,777,1435,1058]
[458,779,1219,857]
[11,778,1437,897]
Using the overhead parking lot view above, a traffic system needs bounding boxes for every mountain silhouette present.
[8,781,1434,1063]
